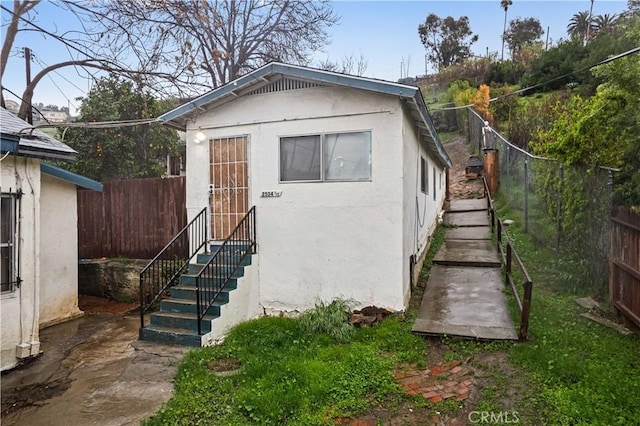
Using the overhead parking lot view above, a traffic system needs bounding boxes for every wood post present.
[483,149,499,194]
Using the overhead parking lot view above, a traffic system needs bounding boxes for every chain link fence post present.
[556,164,564,254]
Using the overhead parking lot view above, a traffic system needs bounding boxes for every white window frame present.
[1,193,19,293]
[420,156,428,195]
[279,131,372,183]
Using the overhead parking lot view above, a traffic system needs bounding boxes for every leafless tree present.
[1,0,338,119]
[99,0,339,89]
[1,0,194,119]
[317,53,368,76]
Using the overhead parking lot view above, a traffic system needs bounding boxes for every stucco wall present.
[39,173,82,326]
[185,86,407,312]
[1,156,41,371]
[401,108,446,306]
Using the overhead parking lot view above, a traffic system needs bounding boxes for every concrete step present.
[150,311,217,333]
[446,199,488,213]
[169,283,235,300]
[196,252,252,266]
[177,275,238,290]
[187,263,246,277]
[444,211,490,227]
[139,325,203,347]
[433,240,501,268]
[210,242,253,254]
[160,297,226,316]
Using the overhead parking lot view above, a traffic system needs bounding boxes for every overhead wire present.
[30,54,81,112]
[431,46,640,111]
[1,86,52,125]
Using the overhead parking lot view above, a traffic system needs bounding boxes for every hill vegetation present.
[425,12,639,209]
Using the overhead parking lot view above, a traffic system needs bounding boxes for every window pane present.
[323,132,371,181]
[420,157,426,193]
[1,197,11,244]
[280,135,321,181]
[1,246,10,290]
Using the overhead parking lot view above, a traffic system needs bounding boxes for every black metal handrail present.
[139,207,208,328]
[195,206,256,335]
[483,178,533,341]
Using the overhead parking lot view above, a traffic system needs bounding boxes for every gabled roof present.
[0,108,76,161]
[159,62,452,168]
[40,163,103,192]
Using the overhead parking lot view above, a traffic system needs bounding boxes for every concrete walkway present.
[412,199,518,340]
[1,300,188,426]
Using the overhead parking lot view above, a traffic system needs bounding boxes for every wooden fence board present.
[77,177,186,259]
[610,206,640,329]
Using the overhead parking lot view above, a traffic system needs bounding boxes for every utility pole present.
[24,47,32,124]
[585,0,595,44]
[545,27,550,50]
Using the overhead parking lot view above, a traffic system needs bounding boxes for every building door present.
[209,136,249,240]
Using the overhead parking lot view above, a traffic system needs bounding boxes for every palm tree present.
[500,0,513,60]
[592,13,619,37]
[567,11,592,41]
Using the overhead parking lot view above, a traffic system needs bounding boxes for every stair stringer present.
[201,254,261,346]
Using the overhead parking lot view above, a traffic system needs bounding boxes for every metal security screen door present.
[210,136,249,240]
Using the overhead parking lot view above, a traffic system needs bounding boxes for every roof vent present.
[245,78,322,96]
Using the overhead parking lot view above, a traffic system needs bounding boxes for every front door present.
[209,136,249,240]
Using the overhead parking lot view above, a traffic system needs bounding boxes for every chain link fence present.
[466,108,614,296]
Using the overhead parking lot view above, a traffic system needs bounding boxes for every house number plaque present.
[261,191,283,198]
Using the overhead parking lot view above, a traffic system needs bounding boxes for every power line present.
[30,54,82,111]
[20,118,159,134]
[1,86,52,125]
[431,45,640,112]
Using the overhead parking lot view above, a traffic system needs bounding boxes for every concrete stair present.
[139,245,252,347]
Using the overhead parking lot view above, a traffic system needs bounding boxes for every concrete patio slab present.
[444,211,489,227]
[1,303,188,426]
[433,240,500,268]
[447,199,488,213]
[445,226,492,241]
[412,266,517,340]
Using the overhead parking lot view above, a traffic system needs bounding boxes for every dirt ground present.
[445,136,485,200]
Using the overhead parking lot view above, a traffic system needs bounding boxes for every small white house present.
[1,108,102,371]
[159,63,451,332]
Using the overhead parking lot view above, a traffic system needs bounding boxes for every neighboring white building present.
[1,108,102,371]
[158,63,452,339]
[37,109,69,123]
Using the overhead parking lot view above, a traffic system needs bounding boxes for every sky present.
[1,0,630,116]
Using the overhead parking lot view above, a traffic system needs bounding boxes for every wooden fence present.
[610,206,640,330]
[78,177,187,259]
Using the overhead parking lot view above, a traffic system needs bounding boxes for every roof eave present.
[159,62,421,128]
[40,162,103,191]
[17,147,77,162]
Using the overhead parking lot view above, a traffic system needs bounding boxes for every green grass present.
[492,194,640,425]
[144,308,428,425]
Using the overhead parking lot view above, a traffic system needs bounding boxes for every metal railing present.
[484,178,533,341]
[139,207,208,328]
[195,206,256,335]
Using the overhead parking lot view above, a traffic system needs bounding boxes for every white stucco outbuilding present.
[1,108,102,371]
[159,63,452,331]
